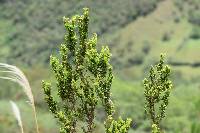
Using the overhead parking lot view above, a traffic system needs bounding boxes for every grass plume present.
[0,63,39,133]
[10,101,24,133]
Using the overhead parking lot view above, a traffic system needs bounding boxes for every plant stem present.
[33,102,40,133]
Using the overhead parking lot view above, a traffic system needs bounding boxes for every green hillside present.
[0,0,200,132]
[0,0,161,66]
[104,0,200,81]
[0,0,199,81]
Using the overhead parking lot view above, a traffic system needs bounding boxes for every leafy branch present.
[143,54,173,132]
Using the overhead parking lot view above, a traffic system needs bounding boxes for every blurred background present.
[0,0,200,132]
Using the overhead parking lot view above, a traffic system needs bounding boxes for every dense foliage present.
[42,8,131,133]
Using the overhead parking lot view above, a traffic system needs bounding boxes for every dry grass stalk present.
[0,63,39,133]
[10,101,24,133]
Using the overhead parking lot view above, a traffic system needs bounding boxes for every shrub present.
[191,122,200,133]
[188,10,200,26]
[162,32,171,42]
[143,54,173,132]
[42,8,131,133]
[190,26,200,39]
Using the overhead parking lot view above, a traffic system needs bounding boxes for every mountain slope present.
[0,0,161,66]
[104,0,200,81]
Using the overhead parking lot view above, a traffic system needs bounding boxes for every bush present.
[190,26,200,39]
[162,32,171,42]
[189,9,200,26]
[143,54,173,132]
[42,8,131,133]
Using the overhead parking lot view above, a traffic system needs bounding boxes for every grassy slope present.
[0,0,199,81]
[1,77,199,133]
[104,0,200,81]
[112,77,200,133]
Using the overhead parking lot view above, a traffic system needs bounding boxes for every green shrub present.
[162,32,171,42]
[143,54,173,132]
[42,8,131,133]
[189,9,200,26]
[191,122,200,133]
[190,26,200,39]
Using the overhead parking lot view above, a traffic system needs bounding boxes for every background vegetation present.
[0,0,199,132]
